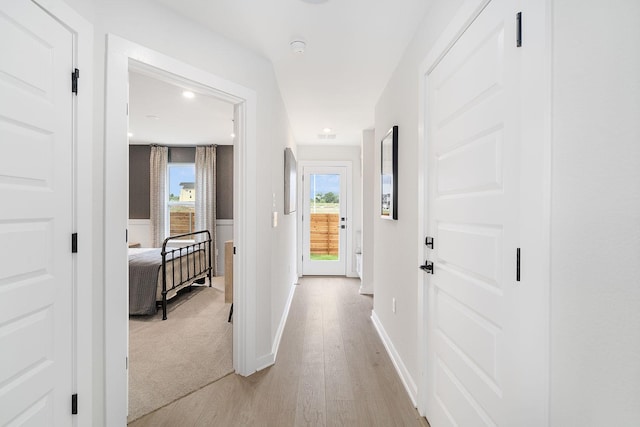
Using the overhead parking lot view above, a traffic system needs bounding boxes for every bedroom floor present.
[128,277,233,423]
[129,277,429,426]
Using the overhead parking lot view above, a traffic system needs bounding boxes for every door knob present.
[419,260,434,274]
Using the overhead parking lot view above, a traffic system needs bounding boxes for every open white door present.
[421,0,548,425]
[0,0,75,424]
[302,166,347,276]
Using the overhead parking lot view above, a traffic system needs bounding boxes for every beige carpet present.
[128,278,233,423]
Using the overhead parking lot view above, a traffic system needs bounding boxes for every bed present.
[129,230,213,320]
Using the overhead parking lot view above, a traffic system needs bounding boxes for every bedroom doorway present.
[105,35,259,424]
[126,69,236,422]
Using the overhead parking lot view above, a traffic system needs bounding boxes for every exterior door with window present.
[302,166,347,276]
[0,0,75,424]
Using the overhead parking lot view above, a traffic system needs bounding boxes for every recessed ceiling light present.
[145,114,160,120]
[127,132,133,137]
[323,127,332,133]
[182,90,195,99]
[290,40,306,54]
[230,133,236,138]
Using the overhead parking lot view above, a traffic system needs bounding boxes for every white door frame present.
[105,35,258,424]
[297,160,353,277]
[416,0,552,421]
[302,165,348,276]
[27,0,94,424]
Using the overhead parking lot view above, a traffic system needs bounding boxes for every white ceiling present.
[128,71,235,146]
[147,0,430,146]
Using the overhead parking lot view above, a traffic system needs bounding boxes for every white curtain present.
[195,145,217,275]
[150,145,168,247]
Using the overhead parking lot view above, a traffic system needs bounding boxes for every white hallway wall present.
[550,0,640,424]
[373,0,465,398]
[373,0,640,424]
[62,0,297,425]
[361,129,375,295]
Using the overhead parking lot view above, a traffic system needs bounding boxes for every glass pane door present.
[303,166,347,276]
[309,173,340,261]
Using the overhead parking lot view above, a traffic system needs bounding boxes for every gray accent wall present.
[129,145,151,219]
[168,146,195,163]
[216,145,233,219]
[128,145,233,219]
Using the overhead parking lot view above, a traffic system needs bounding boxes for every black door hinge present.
[516,248,521,281]
[71,233,78,253]
[71,68,79,95]
[71,394,78,414]
[233,246,236,255]
[516,12,522,47]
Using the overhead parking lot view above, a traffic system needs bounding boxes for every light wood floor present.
[129,277,429,427]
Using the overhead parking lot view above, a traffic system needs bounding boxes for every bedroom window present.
[167,163,196,239]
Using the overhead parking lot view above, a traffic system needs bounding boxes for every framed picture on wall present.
[381,125,398,220]
[284,147,297,214]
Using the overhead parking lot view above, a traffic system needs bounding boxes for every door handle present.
[419,260,434,274]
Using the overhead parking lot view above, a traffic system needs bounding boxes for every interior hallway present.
[130,277,429,426]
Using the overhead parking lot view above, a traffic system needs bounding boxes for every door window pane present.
[309,174,340,261]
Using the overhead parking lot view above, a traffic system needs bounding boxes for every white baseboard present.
[255,282,297,371]
[255,353,274,372]
[359,280,373,295]
[371,310,418,407]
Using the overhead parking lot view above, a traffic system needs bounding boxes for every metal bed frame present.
[159,230,213,320]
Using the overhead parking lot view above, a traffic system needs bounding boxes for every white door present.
[0,1,75,425]
[423,0,540,425]
[302,166,347,275]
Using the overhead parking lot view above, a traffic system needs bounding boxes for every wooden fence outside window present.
[310,213,339,255]
[170,211,195,238]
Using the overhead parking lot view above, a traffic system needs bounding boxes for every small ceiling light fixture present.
[290,40,306,54]
[127,132,133,138]
[230,132,236,138]
[145,114,160,120]
[323,127,332,133]
[182,90,195,99]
